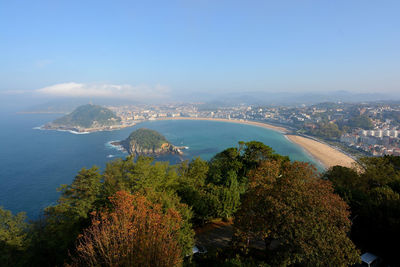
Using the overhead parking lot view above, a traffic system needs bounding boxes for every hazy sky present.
[1,0,399,101]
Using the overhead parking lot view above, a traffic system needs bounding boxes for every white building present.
[359,130,368,136]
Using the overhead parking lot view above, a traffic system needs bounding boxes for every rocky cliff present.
[115,128,182,156]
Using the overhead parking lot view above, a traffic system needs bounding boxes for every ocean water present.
[0,113,321,218]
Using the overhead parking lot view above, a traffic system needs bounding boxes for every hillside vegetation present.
[0,141,371,266]
[126,128,168,150]
[51,104,121,128]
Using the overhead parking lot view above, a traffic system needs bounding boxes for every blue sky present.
[1,0,399,101]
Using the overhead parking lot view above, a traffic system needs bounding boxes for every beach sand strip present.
[151,117,355,169]
[286,135,356,169]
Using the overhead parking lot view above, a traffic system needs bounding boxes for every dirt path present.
[195,221,234,250]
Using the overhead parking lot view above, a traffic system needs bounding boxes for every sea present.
[0,112,321,218]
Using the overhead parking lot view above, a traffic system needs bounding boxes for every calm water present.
[0,113,320,218]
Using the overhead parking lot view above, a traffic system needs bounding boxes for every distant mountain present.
[21,98,143,114]
[115,128,182,156]
[174,90,397,106]
[20,100,87,114]
[43,104,121,131]
[206,91,396,106]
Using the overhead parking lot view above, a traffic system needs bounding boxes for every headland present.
[41,104,135,133]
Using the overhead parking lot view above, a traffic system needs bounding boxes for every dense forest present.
[1,141,400,266]
[125,128,169,150]
[51,104,121,128]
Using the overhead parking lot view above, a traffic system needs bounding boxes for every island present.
[112,128,183,156]
[42,104,131,133]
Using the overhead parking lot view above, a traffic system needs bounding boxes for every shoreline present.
[151,117,289,133]
[37,123,136,134]
[39,116,356,169]
[286,135,356,169]
[150,117,355,169]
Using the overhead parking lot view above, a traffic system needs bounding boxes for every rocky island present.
[42,104,128,133]
[112,128,183,156]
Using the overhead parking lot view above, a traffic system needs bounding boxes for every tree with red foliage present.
[71,191,184,267]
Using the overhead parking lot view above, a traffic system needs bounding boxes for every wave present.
[51,129,91,134]
[64,130,90,135]
[33,126,90,134]
[106,140,126,152]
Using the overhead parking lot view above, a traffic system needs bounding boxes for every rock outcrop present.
[115,128,182,156]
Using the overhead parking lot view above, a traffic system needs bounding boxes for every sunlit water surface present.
[0,113,321,217]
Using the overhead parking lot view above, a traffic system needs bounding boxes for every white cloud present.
[36,82,171,100]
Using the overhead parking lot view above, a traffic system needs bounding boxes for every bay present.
[0,113,321,218]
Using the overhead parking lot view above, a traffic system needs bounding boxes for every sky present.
[0,0,399,103]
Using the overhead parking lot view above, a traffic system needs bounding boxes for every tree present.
[324,156,400,263]
[0,207,29,266]
[175,158,214,223]
[207,147,243,185]
[199,142,287,221]
[48,166,103,220]
[239,141,288,174]
[310,122,342,139]
[216,170,241,220]
[235,160,360,266]
[101,156,194,255]
[71,191,184,267]
[347,115,373,129]
[36,166,102,265]
[102,156,179,198]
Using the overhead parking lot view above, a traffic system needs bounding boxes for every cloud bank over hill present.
[36,82,171,101]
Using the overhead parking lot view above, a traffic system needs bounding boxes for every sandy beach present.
[154,117,289,133]
[286,135,356,169]
[152,117,356,169]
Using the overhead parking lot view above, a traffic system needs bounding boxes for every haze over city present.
[1,0,400,108]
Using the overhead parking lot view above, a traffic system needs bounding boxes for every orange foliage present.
[71,191,183,267]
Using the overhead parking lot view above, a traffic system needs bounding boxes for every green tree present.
[310,122,342,139]
[33,167,102,266]
[324,156,400,263]
[0,207,29,266]
[175,158,214,223]
[101,156,194,256]
[208,147,243,185]
[102,156,178,197]
[217,170,241,220]
[347,115,373,129]
[235,160,360,266]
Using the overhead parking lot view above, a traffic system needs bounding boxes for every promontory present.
[113,128,182,156]
[42,104,125,133]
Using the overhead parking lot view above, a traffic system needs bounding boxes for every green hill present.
[50,104,121,128]
[126,128,168,149]
[117,128,181,155]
